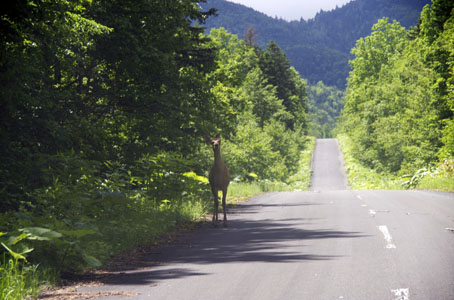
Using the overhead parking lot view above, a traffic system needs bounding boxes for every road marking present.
[378,225,396,249]
[356,195,363,200]
[446,227,454,233]
[369,209,376,216]
[391,288,409,300]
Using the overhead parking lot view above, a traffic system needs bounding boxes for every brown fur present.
[204,135,230,227]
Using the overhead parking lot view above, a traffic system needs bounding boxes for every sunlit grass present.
[227,181,291,203]
[0,257,57,300]
[287,136,316,191]
[337,134,405,189]
[417,175,454,192]
[416,160,454,192]
[338,134,454,192]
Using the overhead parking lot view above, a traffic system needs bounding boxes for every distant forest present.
[200,0,431,88]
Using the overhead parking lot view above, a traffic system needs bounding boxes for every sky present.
[227,0,353,21]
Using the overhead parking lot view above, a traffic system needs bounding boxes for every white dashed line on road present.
[391,288,409,300]
[378,225,396,249]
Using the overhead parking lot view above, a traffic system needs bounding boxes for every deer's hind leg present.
[222,187,228,227]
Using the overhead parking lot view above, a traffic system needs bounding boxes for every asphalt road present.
[77,139,454,300]
[310,138,348,191]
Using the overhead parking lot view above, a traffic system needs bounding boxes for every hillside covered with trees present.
[200,0,430,88]
[0,0,309,296]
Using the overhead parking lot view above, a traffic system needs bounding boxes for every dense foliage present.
[0,0,308,290]
[339,0,454,176]
[307,81,345,138]
[207,29,308,181]
[200,0,430,88]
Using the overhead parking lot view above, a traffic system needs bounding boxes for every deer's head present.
[204,135,222,151]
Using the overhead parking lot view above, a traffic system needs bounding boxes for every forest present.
[0,0,310,297]
[199,0,431,139]
[307,81,344,138]
[339,0,454,188]
[200,0,430,88]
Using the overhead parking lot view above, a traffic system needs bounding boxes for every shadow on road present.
[170,218,365,264]
[228,199,323,215]
[81,217,367,287]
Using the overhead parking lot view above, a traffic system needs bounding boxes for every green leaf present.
[1,242,32,261]
[182,172,209,183]
[8,233,29,245]
[248,173,258,179]
[83,254,102,267]
[19,227,62,241]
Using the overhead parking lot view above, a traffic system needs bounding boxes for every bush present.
[223,112,284,180]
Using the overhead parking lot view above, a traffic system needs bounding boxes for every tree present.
[257,41,307,130]
[0,0,112,211]
[241,68,290,127]
[87,0,219,158]
[340,18,410,171]
[0,0,220,212]
[244,26,258,47]
[348,18,408,87]
[339,2,454,174]
[207,29,308,181]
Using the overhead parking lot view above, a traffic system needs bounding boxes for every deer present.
[204,135,230,227]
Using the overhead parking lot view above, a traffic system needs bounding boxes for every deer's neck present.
[213,149,223,165]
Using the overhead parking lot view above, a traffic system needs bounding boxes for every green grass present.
[337,134,406,189]
[415,160,454,192]
[337,134,454,192]
[228,180,291,202]
[287,136,316,191]
[0,198,210,299]
[0,258,56,300]
[417,175,454,192]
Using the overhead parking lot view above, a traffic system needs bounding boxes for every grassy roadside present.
[287,136,316,191]
[415,161,454,192]
[1,136,316,299]
[337,134,454,192]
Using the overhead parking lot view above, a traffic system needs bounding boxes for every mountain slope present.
[200,0,430,88]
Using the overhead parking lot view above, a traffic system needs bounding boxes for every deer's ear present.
[203,136,212,144]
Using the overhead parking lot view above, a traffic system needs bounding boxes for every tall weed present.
[0,258,39,300]
[337,134,404,189]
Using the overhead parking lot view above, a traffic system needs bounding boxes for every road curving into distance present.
[76,139,454,300]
